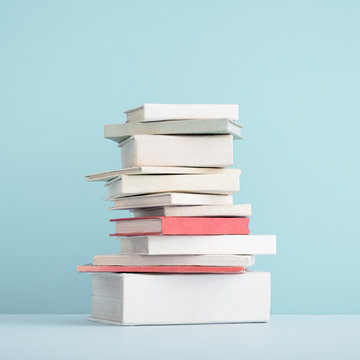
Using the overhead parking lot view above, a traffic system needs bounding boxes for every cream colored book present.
[85,167,241,182]
[131,204,251,217]
[104,118,242,143]
[93,254,254,267]
[109,193,233,210]
[125,103,239,122]
[120,134,233,168]
[106,173,240,198]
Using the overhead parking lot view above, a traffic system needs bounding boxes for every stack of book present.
[78,103,276,325]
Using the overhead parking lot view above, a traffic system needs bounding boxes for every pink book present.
[110,216,250,236]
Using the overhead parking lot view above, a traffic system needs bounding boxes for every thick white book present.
[85,167,241,182]
[110,193,233,210]
[90,272,270,325]
[93,254,254,267]
[125,103,239,122]
[120,134,233,168]
[131,204,251,217]
[104,118,242,143]
[106,173,240,198]
[120,235,276,255]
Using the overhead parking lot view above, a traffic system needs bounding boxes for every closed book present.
[104,118,242,143]
[120,235,276,255]
[78,265,246,274]
[85,167,241,182]
[120,134,233,168]
[90,272,270,325]
[110,217,250,236]
[92,254,254,267]
[110,193,233,210]
[106,173,240,198]
[131,204,251,217]
[125,103,239,122]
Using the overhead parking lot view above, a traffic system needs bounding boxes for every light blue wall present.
[1,0,359,313]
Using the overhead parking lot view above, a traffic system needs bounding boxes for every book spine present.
[160,217,250,235]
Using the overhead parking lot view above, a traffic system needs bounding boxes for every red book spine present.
[110,216,250,236]
[161,217,249,235]
[77,265,246,274]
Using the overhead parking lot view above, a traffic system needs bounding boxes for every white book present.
[90,272,270,325]
[106,173,240,198]
[85,167,240,182]
[131,204,251,217]
[110,193,233,210]
[125,103,239,122]
[120,235,277,255]
[120,134,233,168]
[93,254,254,267]
[104,118,242,143]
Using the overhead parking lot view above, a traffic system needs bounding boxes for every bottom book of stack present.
[90,271,270,325]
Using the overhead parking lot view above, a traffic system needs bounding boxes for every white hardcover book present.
[120,135,233,168]
[131,204,251,217]
[104,118,242,143]
[90,272,271,325]
[125,103,239,122]
[110,193,233,210]
[85,167,241,182]
[93,254,254,267]
[106,173,240,198]
[120,235,276,255]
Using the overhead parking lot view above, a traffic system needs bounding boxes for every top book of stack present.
[104,104,242,143]
[125,103,239,122]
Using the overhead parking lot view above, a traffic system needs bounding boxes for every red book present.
[110,216,250,236]
[77,264,246,274]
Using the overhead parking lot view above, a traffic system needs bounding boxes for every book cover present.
[110,216,250,236]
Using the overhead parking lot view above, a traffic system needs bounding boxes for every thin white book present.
[120,235,277,255]
[120,134,233,168]
[109,193,233,210]
[125,103,239,122]
[106,173,240,198]
[131,204,251,217]
[90,272,271,325]
[104,118,242,143]
[85,167,241,182]
[93,254,254,267]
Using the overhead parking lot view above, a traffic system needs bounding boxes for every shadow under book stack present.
[78,103,277,325]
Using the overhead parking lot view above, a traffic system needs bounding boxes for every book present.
[109,193,233,210]
[125,103,239,122]
[106,173,240,198]
[120,134,233,168]
[110,217,250,236]
[104,118,242,143]
[90,272,270,325]
[120,235,277,255]
[78,265,247,273]
[85,167,241,182]
[131,204,251,217]
[92,254,254,267]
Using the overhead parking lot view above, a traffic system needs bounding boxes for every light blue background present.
[1,0,359,314]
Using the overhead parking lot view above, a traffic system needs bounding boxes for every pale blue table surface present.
[0,315,359,360]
